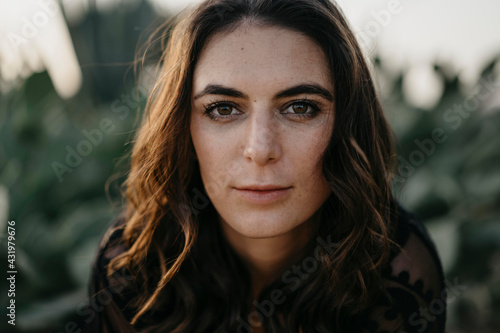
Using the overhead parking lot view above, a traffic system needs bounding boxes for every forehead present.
[192,23,333,94]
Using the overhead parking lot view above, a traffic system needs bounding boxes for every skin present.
[190,22,335,325]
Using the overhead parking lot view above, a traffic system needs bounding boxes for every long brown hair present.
[108,0,397,331]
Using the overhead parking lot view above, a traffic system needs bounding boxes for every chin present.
[221,214,305,239]
[236,226,287,239]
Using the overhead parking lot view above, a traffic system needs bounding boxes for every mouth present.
[233,185,293,204]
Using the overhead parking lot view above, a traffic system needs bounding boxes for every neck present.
[219,216,318,299]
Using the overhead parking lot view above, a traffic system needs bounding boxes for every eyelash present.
[202,99,322,122]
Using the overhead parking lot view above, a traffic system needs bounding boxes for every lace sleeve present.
[358,210,447,333]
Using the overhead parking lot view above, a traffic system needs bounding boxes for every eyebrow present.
[193,83,334,102]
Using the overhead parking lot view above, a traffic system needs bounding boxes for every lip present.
[234,185,292,204]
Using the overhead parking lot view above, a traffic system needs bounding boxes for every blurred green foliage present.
[374,55,500,331]
[0,1,499,332]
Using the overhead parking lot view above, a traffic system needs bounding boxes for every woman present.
[85,0,446,332]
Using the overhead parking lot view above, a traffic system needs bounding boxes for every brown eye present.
[292,103,308,114]
[217,105,233,115]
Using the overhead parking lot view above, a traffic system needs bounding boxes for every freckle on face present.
[190,23,334,239]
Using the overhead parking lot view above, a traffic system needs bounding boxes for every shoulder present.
[95,215,128,271]
[355,204,447,333]
[386,205,445,289]
[90,214,131,294]
[83,214,137,332]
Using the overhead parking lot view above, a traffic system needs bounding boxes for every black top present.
[83,205,446,332]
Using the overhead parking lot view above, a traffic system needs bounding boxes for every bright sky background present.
[156,0,500,81]
[152,0,500,108]
[1,0,499,104]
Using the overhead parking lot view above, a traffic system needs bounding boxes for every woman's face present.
[190,23,335,239]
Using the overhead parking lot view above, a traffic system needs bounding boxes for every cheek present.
[192,139,220,183]
[295,147,329,194]
[191,119,217,164]
[191,123,234,196]
[292,126,332,176]
[297,146,331,209]
[289,126,332,203]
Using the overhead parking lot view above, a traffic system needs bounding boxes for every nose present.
[243,112,282,165]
